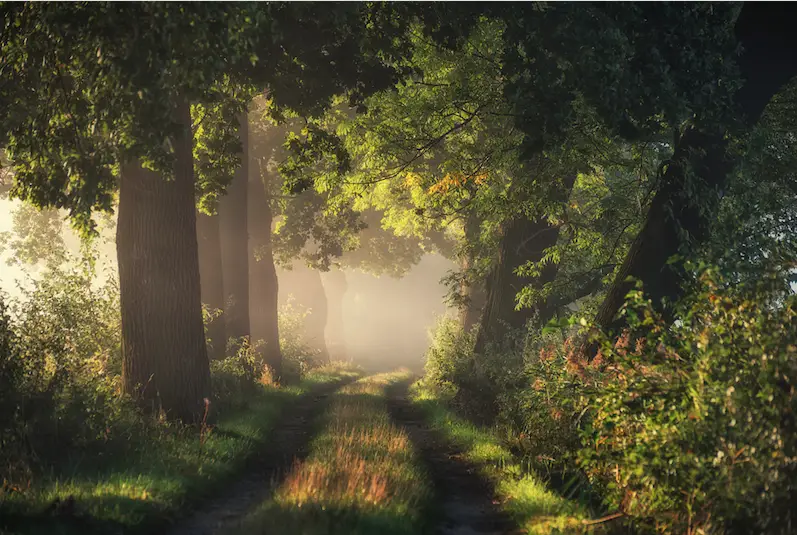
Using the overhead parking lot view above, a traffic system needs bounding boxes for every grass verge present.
[233,370,432,535]
[0,363,361,535]
[409,379,594,535]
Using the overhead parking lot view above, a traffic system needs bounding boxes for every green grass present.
[232,370,432,535]
[409,379,592,534]
[0,363,361,535]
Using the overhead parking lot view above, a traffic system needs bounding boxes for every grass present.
[409,379,593,535]
[233,370,432,535]
[0,363,361,535]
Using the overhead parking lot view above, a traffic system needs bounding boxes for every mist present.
[278,254,455,374]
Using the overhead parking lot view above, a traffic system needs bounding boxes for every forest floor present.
[2,370,595,535]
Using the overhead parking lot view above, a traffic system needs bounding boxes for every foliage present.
[278,298,324,384]
[210,336,260,407]
[708,82,797,288]
[410,379,590,534]
[0,204,67,268]
[423,316,525,422]
[422,317,480,403]
[579,269,797,534]
[498,332,596,475]
[0,252,139,491]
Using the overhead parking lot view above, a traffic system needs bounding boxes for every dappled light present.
[1,4,796,535]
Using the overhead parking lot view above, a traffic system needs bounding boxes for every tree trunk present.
[118,101,210,422]
[249,146,282,380]
[196,210,226,361]
[322,268,348,361]
[474,174,577,354]
[219,113,250,346]
[299,266,330,362]
[594,4,797,332]
[459,254,487,332]
[459,211,486,332]
[473,216,555,353]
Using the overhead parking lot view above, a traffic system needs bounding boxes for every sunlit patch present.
[409,380,590,534]
[237,372,431,534]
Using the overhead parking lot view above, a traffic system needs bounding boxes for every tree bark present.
[196,210,226,361]
[322,268,348,361]
[594,4,797,332]
[474,174,577,354]
[118,101,210,422]
[459,255,487,332]
[249,142,282,380]
[303,267,330,362]
[459,212,487,332]
[219,114,250,346]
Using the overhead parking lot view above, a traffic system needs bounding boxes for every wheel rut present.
[386,380,521,535]
[165,378,351,535]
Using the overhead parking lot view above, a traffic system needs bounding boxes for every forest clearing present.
[1,3,796,534]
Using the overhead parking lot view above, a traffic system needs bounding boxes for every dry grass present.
[234,371,431,535]
[0,364,361,535]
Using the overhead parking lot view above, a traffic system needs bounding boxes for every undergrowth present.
[0,363,360,535]
[423,266,797,534]
[409,379,592,535]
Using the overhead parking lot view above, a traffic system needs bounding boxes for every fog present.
[0,198,116,300]
[279,253,456,373]
[1,197,455,370]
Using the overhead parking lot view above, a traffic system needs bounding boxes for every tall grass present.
[409,379,592,534]
[0,363,360,535]
[234,371,432,535]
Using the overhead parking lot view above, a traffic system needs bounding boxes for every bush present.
[499,331,596,474]
[423,316,530,423]
[579,269,797,534]
[210,336,261,406]
[278,298,323,384]
[0,259,147,490]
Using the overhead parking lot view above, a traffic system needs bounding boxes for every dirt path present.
[166,379,351,535]
[386,381,521,535]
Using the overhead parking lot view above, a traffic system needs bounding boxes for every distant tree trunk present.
[118,101,210,422]
[219,113,250,347]
[474,175,577,354]
[302,267,330,362]
[196,210,226,361]
[249,148,282,380]
[594,4,797,334]
[322,268,348,361]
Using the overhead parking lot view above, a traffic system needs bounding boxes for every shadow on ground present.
[385,379,521,535]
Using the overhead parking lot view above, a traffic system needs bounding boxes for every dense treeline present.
[1,3,796,533]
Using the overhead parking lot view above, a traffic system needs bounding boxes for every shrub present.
[579,269,797,534]
[279,298,323,384]
[499,330,596,473]
[423,316,527,423]
[0,258,147,490]
[210,336,261,406]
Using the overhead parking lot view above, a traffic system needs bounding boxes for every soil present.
[386,380,521,535]
[165,379,350,535]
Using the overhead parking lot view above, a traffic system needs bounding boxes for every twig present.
[582,512,625,526]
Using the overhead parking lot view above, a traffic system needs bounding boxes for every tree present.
[219,114,250,345]
[196,210,226,361]
[594,4,797,332]
[1,2,416,417]
[116,101,210,420]
[248,122,282,378]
